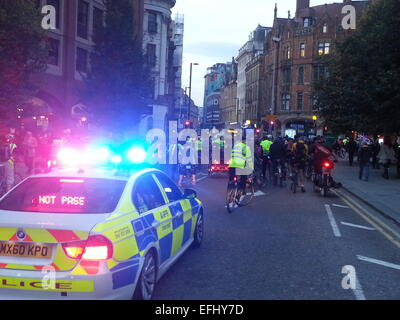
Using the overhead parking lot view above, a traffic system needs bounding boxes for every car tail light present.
[211,166,215,170]
[323,161,333,169]
[62,235,113,260]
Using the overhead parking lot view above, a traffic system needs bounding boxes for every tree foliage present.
[85,0,152,133]
[0,0,48,121]
[313,0,400,135]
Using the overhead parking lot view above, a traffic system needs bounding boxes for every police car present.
[0,149,204,300]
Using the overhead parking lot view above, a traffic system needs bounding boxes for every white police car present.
[0,167,204,300]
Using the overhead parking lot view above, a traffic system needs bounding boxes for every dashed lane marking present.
[357,255,400,271]
[340,222,375,231]
[333,190,400,248]
[353,278,366,300]
[333,204,350,209]
[325,204,341,237]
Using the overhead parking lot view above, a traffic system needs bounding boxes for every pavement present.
[334,159,400,224]
[154,172,400,300]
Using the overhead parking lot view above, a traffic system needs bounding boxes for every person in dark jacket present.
[394,137,400,179]
[358,142,372,181]
[348,137,358,166]
[371,139,381,169]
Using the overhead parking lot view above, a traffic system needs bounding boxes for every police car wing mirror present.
[183,189,197,200]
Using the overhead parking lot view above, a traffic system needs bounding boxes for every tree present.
[313,0,400,135]
[0,0,48,122]
[85,0,152,133]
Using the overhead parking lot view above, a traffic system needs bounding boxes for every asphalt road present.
[153,171,400,300]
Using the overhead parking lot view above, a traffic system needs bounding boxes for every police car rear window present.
[0,177,127,214]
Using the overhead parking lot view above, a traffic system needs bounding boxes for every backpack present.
[295,142,306,160]
[0,146,10,163]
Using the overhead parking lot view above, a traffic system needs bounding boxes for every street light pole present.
[188,63,199,122]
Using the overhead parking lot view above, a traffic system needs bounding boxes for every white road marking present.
[333,204,350,209]
[325,204,341,237]
[341,222,375,231]
[353,278,366,300]
[196,176,208,183]
[254,190,266,197]
[357,255,400,271]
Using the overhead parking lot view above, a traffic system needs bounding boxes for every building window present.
[76,47,88,73]
[282,67,291,84]
[303,17,313,28]
[77,0,89,39]
[312,97,319,111]
[318,42,330,55]
[323,23,328,33]
[313,64,329,81]
[46,0,61,29]
[93,7,104,39]
[297,92,303,110]
[300,43,305,57]
[146,44,156,66]
[148,12,157,33]
[298,66,304,84]
[281,93,290,111]
[284,46,291,60]
[48,38,60,66]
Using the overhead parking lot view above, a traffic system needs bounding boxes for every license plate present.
[0,242,52,259]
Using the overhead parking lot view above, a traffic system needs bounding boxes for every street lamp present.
[188,63,199,121]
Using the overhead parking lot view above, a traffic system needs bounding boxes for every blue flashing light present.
[111,155,122,164]
[127,147,147,164]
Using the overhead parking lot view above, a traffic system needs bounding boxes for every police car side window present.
[154,173,183,203]
[132,175,166,214]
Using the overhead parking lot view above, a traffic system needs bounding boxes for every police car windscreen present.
[0,177,127,214]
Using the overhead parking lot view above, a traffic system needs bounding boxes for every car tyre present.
[133,251,157,300]
[192,212,204,248]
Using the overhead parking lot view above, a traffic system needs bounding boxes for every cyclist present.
[309,136,338,185]
[269,137,287,186]
[178,137,197,187]
[260,135,273,181]
[0,134,17,192]
[228,135,254,192]
[291,137,309,193]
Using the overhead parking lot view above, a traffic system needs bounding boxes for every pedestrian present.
[358,142,372,181]
[22,131,38,175]
[394,137,400,179]
[377,136,396,179]
[371,138,381,169]
[347,137,357,166]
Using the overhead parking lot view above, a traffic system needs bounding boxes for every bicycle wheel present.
[226,186,238,213]
[238,182,254,207]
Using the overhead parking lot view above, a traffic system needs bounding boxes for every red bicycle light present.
[323,162,333,168]
[62,235,113,260]
[233,176,238,182]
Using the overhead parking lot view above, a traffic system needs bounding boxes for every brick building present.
[263,0,369,137]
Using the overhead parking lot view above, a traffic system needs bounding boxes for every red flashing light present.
[62,235,113,260]
[323,161,333,169]
[270,121,275,126]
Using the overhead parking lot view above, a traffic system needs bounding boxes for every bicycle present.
[226,175,255,213]
[272,159,286,187]
[289,163,299,194]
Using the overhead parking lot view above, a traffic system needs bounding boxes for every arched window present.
[323,23,328,33]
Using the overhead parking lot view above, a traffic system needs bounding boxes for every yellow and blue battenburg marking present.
[107,198,202,290]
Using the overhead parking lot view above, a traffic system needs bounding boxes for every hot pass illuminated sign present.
[36,195,86,206]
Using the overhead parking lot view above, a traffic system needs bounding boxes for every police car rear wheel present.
[192,213,203,248]
[133,252,157,300]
